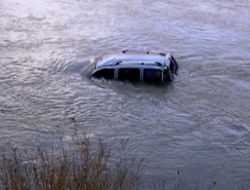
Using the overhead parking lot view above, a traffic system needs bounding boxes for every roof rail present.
[122,50,128,53]
[155,61,162,66]
[116,61,122,65]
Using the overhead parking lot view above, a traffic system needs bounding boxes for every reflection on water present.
[1,0,250,189]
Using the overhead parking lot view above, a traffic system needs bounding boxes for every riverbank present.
[0,133,142,190]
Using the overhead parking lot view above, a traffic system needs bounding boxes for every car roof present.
[96,50,171,69]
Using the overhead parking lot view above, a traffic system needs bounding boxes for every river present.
[1,0,250,189]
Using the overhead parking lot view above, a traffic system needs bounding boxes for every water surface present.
[1,0,250,189]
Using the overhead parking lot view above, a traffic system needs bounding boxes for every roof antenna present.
[122,50,128,53]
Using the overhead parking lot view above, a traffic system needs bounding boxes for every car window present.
[118,68,140,82]
[163,69,170,82]
[169,60,175,72]
[143,69,162,83]
[93,69,114,79]
[170,56,178,71]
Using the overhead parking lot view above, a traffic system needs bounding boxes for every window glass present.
[118,68,140,82]
[170,56,178,71]
[169,61,174,71]
[143,69,162,83]
[163,69,171,82]
[93,69,114,79]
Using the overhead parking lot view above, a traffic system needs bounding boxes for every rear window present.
[143,69,162,83]
[93,69,114,79]
[118,68,140,82]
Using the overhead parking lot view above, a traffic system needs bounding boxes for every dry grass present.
[0,134,143,190]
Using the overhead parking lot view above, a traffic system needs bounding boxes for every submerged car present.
[91,50,179,83]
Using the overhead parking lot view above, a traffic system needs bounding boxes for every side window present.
[170,56,178,71]
[118,68,140,82]
[143,69,162,83]
[93,69,114,79]
[169,61,174,71]
[163,69,171,82]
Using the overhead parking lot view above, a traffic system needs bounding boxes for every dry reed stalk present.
[0,134,143,190]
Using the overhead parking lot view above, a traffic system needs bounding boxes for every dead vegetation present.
[0,133,142,190]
